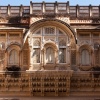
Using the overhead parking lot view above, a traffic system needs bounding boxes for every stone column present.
[67,1,69,14]
[67,46,71,69]
[89,5,92,18]
[41,49,44,70]
[30,1,33,14]
[55,1,58,14]
[42,1,45,14]
[55,49,58,64]
[20,4,23,17]
[29,46,33,70]
[99,5,100,17]
[8,4,11,16]
[76,5,79,18]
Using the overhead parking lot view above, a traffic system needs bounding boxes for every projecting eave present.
[72,25,100,30]
[0,27,26,32]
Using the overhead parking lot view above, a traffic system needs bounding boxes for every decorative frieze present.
[30,17,70,25]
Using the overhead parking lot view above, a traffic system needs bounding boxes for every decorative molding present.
[0,17,8,23]
[30,17,70,25]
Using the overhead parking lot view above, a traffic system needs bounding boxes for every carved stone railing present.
[0,5,30,17]
[0,70,100,97]
[71,71,100,96]
[0,70,73,97]
[0,2,100,19]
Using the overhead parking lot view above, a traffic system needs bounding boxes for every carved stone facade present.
[0,1,100,98]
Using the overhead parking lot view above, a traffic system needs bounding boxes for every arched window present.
[46,47,54,63]
[59,48,66,63]
[81,49,90,65]
[33,40,40,63]
[33,48,40,63]
[9,49,19,65]
[59,40,66,63]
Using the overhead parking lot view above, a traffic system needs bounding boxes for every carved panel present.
[8,40,21,47]
[33,40,40,46]
[30,17,70,25]
[79,40,90,46]
[44,37,55,42]
[33,30,41,35]
[0,50,4,61]
[44,27,55,35]
[30,17,43,25]
[71,50,76,65]
[23,50,28,65]
[56,17,70,24]
[59,40,66,46]
[0,17,8,23]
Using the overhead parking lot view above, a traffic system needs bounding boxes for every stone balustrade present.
[0,1,100,19]
[0,71,99,96]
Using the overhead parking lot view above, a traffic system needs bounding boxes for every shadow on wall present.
[8,16,29,24]
[5,65,21,78]
[91,66,100,78]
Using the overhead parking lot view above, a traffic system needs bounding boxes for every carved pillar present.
[55,1,58,14]
[42,1,45,13]
[67,1,69,14]
[76,48,79,67]
[29,46,33,70]
[43,49,46,65]
[0,50,5,71]
[30,1,33,14]
[99,5,100,17]
[5,50,7,69]
[67,46,71,68]
[89,51,91,66]
[76,5,79,18]
[89,5,92,18]
[78,51,81,68]
[90,50,93,67]
[41,49,44,70]
[92,49,95,67]
[19,50,21,69]
[8,4,11,16]
[20,4,23,17]
[55,49,58,64]
[71,49,76,66]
